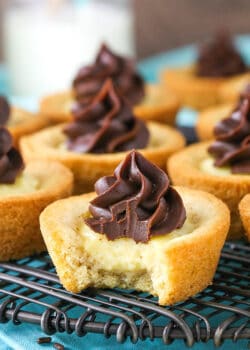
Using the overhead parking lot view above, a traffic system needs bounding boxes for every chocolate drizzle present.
[196,31,247,77]
[0,96,10,125]
[64,79,149,154]
[0,127,24,183]
[85,151,186,243]
[73,44,145,105]
[208,99,250,173]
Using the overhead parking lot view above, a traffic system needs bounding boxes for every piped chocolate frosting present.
[64,79,149,154]
[196,31,247,77]
[0,127,24,183]
[73,44,145,105]
[208,98,250,173]
[85,150,186,243]
[0,96,10,125]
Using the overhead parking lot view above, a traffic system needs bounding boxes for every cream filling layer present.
[200,157,250,176]
[0,173,40,197]
[79,215,197,273]
[200,158,231,176]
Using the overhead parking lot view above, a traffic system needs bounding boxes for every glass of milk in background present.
[3,0,135,98]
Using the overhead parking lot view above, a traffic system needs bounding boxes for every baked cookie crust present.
[40,187,229,305]
[239,194,250,242]
[196,103,234,141]
[40,91,72,124]
[167,142,250,239]
[20,122,185,194]
[39,84,180,125]
[219,73,250,104]
[162,66,249,110]
[0,161,73,261]
[134,84,179,125]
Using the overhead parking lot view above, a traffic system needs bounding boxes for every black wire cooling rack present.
[0,241,249,347]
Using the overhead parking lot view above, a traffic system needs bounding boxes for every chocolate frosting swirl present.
[0,96,10,126]
[64,79,149,154]
[73,44,145,105]
[208,99,250,173]
[85,150,186,243]
[196,31,247,77]
[0,127,24,183]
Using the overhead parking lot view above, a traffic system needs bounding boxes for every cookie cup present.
[239,195,250,242]
[0,161,73,261]
[39,84,180,125]
[162,66,249,110]
[219,73,250,104]
[39,187,229,305]
[167,142,250,239]
[133,84,179,125]
[40,91,72,124]
[20,122,185,194]
[196,103,234,141]
[9,107,48,147]
[162,66,225,109]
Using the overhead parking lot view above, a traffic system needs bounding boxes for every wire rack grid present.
[0,241,249,347]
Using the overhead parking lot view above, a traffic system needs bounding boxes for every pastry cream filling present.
[79,215,197,273]
[0,173,40,197]
[200,158,231,176]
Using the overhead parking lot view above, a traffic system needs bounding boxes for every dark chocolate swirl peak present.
[64,79,149,154]
[85,150,186,243]
[0,96,10,126]
[73,43,145,105]
[196,30,247,77]
[0,127,24,184]
[208,99,250,173]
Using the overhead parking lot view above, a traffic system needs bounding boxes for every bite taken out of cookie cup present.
[239,194,250,242]
[39,187,229,306]
[167,142,250,240]
[0,161,73,261]
[39,84,180,126]
[20,122,185,194]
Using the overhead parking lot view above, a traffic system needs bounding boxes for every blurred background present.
[0,0,250,97]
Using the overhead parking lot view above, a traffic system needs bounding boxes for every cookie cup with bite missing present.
[40,151,229,305]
